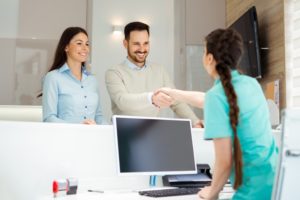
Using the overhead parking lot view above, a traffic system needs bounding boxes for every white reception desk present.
[0,121,280,200]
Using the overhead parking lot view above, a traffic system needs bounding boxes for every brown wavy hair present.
[205,28,243,189]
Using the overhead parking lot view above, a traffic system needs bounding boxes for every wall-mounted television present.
[229,6,262,78]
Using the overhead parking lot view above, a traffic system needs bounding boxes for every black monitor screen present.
[113,116,196,175]
[229,6,262,78]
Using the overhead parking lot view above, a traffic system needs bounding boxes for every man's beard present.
[128,49,148,65]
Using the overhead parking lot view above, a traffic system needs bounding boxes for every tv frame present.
[112,115,197,176]
[229,6,262,79]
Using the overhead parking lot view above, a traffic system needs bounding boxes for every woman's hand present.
[198,186,218,200]
[152,90,175,108]
[82,119,96,125]
[157,87,175,98]
[193,120,204,128]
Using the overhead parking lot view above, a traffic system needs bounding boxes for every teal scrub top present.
[204,70,278,200]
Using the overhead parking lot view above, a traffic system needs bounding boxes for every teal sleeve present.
[204,91,233,139]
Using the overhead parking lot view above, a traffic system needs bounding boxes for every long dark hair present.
[49,26,88,72]
[37,27,88,97]
[205,28,243,189]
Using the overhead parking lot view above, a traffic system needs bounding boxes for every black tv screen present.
[229,6,262,78]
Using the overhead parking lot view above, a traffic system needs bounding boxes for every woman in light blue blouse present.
[41,27,103,124]
[159,28,277,199]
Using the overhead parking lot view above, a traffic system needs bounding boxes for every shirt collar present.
[214,70,240,85]
[125,57,147,70]
[58,62,90,75]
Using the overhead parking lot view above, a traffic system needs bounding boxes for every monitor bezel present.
[112,115,197,176]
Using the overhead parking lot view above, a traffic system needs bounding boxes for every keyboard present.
[138,187,200,197]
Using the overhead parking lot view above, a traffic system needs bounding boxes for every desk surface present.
[0,121,277,200]
[0,121,216,200]
[40,190,233,200]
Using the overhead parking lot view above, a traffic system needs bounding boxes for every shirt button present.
[85,106,87,108]
[81,86,84,88]
[84,96,87,98]
[84,116,86,119]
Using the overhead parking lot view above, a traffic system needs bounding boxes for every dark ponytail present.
[205,28,243,189]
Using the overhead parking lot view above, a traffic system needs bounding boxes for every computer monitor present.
[112,115,197,175]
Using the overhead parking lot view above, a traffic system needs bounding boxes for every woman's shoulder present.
[207,81,224,95]
[238,73,257,82]
[238,74,261,89]
[206,84,227,102]
[46,69,60,76]
[45,69,59,78]
[43,69,62,83]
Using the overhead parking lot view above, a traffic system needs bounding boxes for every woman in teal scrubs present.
[159,28,277,199]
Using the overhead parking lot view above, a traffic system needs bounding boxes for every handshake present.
[151,87,205,128]
[151,87,176,108]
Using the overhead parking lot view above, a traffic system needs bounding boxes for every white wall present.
[173,0,225,91]
[0,0,19,104]
[174,0,225,118]
[90,0,174,122]
[0,0,19,38]
[0,0,87,105]
[285,0,300,108]
[185,0,226,45]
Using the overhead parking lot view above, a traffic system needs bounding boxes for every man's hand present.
[157,87,174,97]
[152,91,174,108]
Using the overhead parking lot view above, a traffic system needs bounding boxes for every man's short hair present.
[124,21,150,40]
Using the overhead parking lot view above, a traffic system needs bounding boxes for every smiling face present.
[65,32,89,65]
[123,30,149,67]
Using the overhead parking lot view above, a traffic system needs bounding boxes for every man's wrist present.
[148,92,154,105]
[150,92,159,108]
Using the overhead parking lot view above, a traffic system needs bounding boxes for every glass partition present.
[0,0,87,105]
[186,45,214,118]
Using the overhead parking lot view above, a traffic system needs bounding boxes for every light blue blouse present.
[42,63,103,124]
[204,70,278,200]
